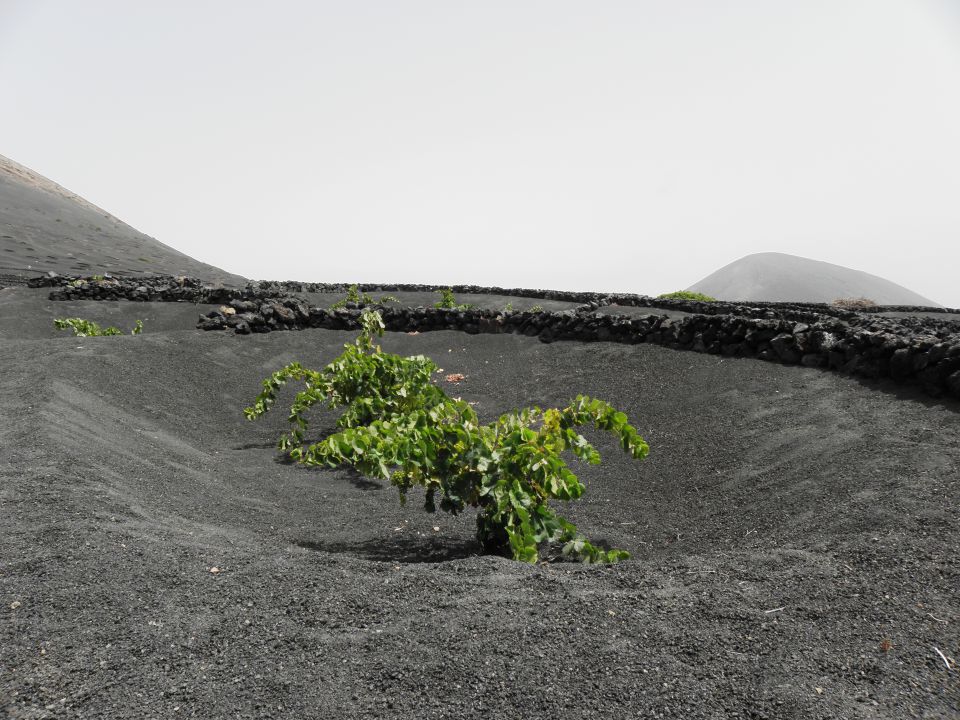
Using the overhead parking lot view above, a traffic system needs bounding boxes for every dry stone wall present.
[32,273,960,401]
[196,300,960,401]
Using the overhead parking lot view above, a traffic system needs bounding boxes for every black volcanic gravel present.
[1,291,959,719]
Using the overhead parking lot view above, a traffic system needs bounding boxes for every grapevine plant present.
[434,288,472,310]
[330,284,399,309]
[54,318,143,337]
[246,310,649,563]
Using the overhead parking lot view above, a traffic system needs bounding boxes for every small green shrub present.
[54,318,143,337]
[246,310,649,564]
[69,275,109,287]
[434,288,472,310]
[657,290,716,302]
[529,305,544,313]
[331,284,399,309]
[504,303,513,312]
[832,297,877,310]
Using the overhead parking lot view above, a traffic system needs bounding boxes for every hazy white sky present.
[2,1,959,304]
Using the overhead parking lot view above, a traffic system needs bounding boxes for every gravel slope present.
[687,252,940,306]
[2,294,958,719]
[0,154,245,285]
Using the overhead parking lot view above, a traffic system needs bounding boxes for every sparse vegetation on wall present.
[434,288,472,310]
[657,291,716,302]
[832,297,878,310]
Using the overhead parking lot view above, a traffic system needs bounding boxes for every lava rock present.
[771,334,801,364]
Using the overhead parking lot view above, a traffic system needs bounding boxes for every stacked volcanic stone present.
[35,272,959,318]
[25,271,69,288]
[41,274,268,304]
[197,301,960,400]
[197,296,311,334]
[249,280,609,303]
[30,272,960,399]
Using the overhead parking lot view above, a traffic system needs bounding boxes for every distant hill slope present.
[0,154,245,285]
[687,252,940,306]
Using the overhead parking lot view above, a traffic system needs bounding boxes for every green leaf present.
[244,309,650,564]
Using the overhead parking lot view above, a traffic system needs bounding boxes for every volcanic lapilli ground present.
[1,287,958,719]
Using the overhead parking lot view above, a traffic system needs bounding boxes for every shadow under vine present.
[294,534,481,563]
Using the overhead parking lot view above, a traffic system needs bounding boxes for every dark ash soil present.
[2,290,958,719]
